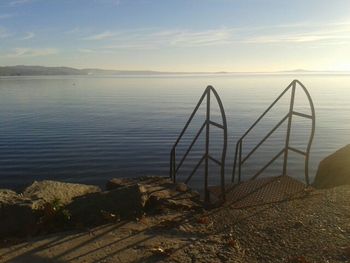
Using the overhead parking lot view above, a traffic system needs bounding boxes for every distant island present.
[0,65,168,76]
[0,65,349,76]
[0,65,224,76]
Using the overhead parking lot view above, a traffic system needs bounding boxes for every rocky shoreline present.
[0,145,349,262]
[0,176,202,240]
[0,178,349,263]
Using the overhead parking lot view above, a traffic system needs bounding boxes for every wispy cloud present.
[242,34,350,44]
[240,22,350,44]
[83,28,233,49]
[0,13,13,19]
[6,48,58,57]
[21,32,35,40]
[78,48,115,54]
[65,26,81,34]
[78,48,94,53]
[166,29,232,47]
[0,27,10,38]
[74,20,350,55]
[9,0,31,6]
[94,0,121,6]
[84,31,116,40]
[80,21,350,52]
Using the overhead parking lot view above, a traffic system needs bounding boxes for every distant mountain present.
[81,68,228,75]
[0,65,349,76]
[81,68,169,75]
[0,65,85,76]
[278,69,310,73]
[278,69,350,74]
[0,66,188,76]
[0,66,222,76]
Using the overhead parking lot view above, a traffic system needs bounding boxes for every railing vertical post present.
[283,81,296,176]
[238,141,242,182]
[170,149,173,180]
[204,88,210,203]
[304,154,310,186]
[296,80,316,186]
[209,86,227,202]
[232,143,238,183]
[172,149,176,183]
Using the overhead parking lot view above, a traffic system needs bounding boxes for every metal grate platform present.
[209,175,308,209]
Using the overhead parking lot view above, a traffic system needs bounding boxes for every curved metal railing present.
[232,80,315,185]
[170,86,228,202]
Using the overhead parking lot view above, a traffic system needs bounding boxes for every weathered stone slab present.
[314,144,350,188]
[0,177,202,237]
[0,189,22,204]
[106,178,136,190]
[23,180,101,209]
[0,190,37,238]
[0,181,101,237]
[67,184,148,225]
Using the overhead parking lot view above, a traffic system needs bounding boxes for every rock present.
[0,190,37,238]
[145,190,201,212]
[343,246,350,259]
[106,178,135,190]
[287,255,310,263]
[292,221,304,229]
[160,198,200,210]
[176,183,188,192]
[0,179,101,238]
[0,202,38,238]
[145,195,163,211]
[23,180,101,209]
[0,177,204,237]
[191,190,200,199]
[0,189,22,204]
[313,145,350,189]
[67,184,148,225]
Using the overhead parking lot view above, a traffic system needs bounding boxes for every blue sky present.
[1,0,350,71]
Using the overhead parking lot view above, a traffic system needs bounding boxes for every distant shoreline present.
[0,65,350,77]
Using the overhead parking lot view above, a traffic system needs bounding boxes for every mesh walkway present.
[209,175,309,208]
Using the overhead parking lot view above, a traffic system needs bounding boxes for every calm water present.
[0,75,349,190]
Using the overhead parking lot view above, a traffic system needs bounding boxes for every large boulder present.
[23,180,101,209]
[313,145,350,189]
[0,190,37,237]
[69,177,201,226]
[106,178,136,190]
[139,177,201,212]
[0,189,22,204]
[0,181,101,238]
[0,177,202,237]
[67,184,148,226]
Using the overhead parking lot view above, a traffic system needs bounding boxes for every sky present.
[1,0,350,72]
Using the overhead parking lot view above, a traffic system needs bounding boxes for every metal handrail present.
[170,86,228,202]
[232,80,315,185]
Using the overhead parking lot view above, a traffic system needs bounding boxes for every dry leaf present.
[150,246,173,256]
[228,239,236,248]
[197,216,210,224]
[343,246,350,258]
[287,255,310,263]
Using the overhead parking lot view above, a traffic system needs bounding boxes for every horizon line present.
[1,65,350,74]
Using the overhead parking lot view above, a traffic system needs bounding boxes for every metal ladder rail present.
[170,86,228,202]
[232,80,315,185]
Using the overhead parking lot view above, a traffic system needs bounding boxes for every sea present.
[0,74,349,190]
